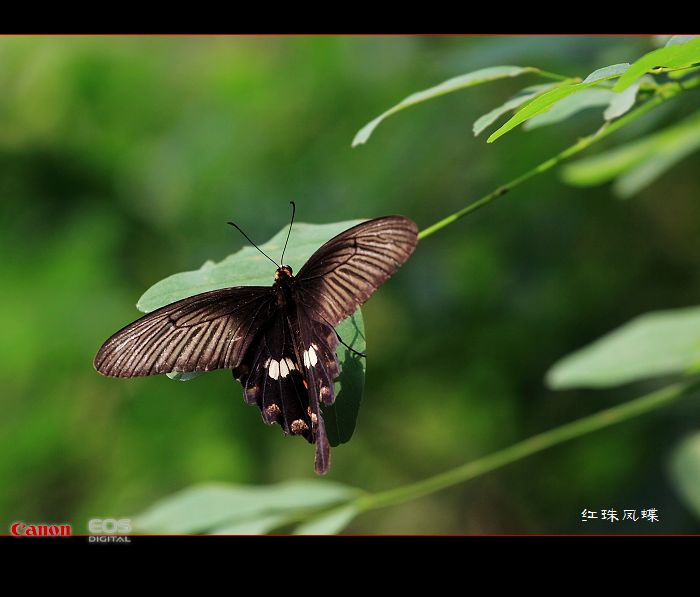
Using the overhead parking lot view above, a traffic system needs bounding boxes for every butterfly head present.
[275,265,294,281]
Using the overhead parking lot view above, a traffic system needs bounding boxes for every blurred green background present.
[2,35,700,533]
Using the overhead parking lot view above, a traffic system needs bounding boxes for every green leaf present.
[136,219,369,442]
[668,65,700,79]
[603,81,640,121]
[352,66,537,147]
[669,433,700,520]
[523,88,614,130]
[323,309,366,446]
[561,132,663,187]
[546,306,700,390]
[294,504,359,534]
[581,63,631,83]
[562,110,700,197]
[472,82,566,137]
[613,140,700,199]
[614,37,700,91]
[166,370,201,382]
[132,480,359,533]
[488,64,629,142]
[666,35,699,47]
[211,513,292,535]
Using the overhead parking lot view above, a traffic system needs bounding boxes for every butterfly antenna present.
[227,220,280,268]
[280,200,296,265]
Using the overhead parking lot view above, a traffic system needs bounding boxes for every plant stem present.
[417,91,669,241]
[355,381,695,512]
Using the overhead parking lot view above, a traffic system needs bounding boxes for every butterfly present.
[94,208,418,474]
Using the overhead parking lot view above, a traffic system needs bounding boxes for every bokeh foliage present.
[3,35,700,533]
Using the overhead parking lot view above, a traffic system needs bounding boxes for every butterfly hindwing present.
[232,305,316,441]
[294,313,342,474]
[299,317,340,406]
[231,301,342,474]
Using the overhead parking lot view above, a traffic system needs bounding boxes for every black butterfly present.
[94,212,418,474]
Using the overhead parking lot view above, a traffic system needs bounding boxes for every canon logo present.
[11,522,72,537]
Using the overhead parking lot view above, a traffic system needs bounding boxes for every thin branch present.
[418,91,670,241]
[356,381,697,512]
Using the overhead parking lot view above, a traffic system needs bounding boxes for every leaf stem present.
[534,69,580,83]
[355,381,695,512]
[417,90,671,241]
[650,64,700,75]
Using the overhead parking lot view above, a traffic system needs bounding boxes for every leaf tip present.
[352,117,382,148]
[351,134,366,148]
[544,367,564,391]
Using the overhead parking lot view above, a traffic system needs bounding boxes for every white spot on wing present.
[279,358,290,377]
[303,346,318,368]
[268,359,280,380]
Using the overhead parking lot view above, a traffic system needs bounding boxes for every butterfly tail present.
[313,407,331,475]
[300,320,341,475]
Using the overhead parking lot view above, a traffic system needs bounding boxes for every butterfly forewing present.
[94,287,273,377]
[295,216,418,327]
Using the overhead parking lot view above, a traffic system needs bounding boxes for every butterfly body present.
[231,267,338,471]
[94,215,418,474]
